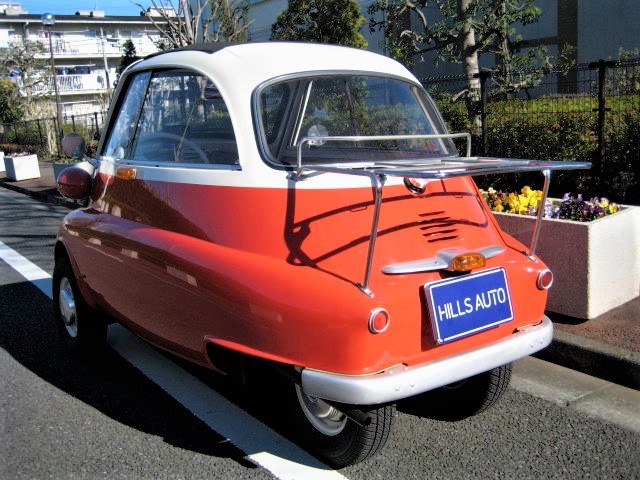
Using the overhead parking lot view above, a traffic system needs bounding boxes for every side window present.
[131,71,239,165]
[103,71,151,159]
[260,81,295,158]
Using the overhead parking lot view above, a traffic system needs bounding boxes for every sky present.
[12,0,156,16]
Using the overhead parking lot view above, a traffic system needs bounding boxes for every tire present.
[289,383,394,468]
[416,363,512,421]
[52,256,107,354]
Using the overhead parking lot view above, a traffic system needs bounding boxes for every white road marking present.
[0,240,52,298]
[0,241,349,480]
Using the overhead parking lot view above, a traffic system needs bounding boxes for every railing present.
[30,35,158,58]
[26,74,110,94]
[422,58,640,167]
[0,112,106,157]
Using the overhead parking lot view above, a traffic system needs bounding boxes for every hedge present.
[434,95,640,204]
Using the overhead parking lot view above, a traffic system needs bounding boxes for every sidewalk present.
[2,160,639,390]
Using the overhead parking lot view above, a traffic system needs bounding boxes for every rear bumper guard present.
[301,316,553,405]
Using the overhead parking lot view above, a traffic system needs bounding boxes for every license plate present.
[425,267,514,344]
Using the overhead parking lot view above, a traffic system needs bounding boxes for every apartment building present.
[0,3,164,115]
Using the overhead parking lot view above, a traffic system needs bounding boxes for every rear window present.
[257,75,456,165]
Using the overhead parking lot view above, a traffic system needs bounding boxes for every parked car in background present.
[54,42,589,467]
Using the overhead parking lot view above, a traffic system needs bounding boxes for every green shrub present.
[435,94,639,204]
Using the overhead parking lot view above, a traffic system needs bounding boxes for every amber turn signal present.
[451,253,486,272]
[116,167,137,180]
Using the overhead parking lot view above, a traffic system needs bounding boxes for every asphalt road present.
[1,187,639,480]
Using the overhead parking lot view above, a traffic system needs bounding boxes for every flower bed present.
[484,188,639,319]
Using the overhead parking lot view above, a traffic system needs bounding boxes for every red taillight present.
[537,269,554,290]
[368,308,390,334]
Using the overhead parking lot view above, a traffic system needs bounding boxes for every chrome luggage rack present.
[293,133,591,296]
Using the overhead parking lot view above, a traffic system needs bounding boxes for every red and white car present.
[54,42,589,467]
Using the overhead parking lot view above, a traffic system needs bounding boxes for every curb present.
[535,329,640,390]
[0,180,80,209]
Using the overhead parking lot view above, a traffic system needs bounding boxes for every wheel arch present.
[54,239,98,310]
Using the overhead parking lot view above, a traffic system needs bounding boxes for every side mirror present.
[57,166,92,200]
[62,132,87,159]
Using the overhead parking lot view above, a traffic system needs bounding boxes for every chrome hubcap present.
[295,384,347,436]
[58,277,78,338]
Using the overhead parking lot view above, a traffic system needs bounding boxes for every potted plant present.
[482,187,640,319]
[53,133,94,181]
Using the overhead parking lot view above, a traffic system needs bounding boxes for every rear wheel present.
[418,363,512,421]
[53,257,107,354]
[290,383,394,468]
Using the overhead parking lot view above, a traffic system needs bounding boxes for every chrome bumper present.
[301,316,553,405]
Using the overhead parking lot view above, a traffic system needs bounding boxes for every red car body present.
[54,42,589,466]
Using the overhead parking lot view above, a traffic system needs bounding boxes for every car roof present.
[134,42,419,88]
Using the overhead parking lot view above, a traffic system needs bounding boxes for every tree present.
[0,79,23,123]
[271,0,367,49]
[369,0,559,127]
[0,38,49,117]
[137,0,252,49]
[117,39,141,74]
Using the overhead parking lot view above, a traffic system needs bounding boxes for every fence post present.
[479,70,490,156]
[589,59,616,173]
[94,111,100,138]
[36,119,44,148]
[53,116,62,156]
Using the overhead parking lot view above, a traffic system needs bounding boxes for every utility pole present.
[100,27,111,90]
[41,13,64,154]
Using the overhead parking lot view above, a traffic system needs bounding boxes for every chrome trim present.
[300,316,553,405]
[382,245,505,274]
[530,169,551,256]
[537,269,554,290]
[368,308,390,334]
[294,133,472,177]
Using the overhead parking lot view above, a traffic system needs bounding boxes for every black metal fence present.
[422,58,640,202]
[422,58,640,163]
[0,111,106,157]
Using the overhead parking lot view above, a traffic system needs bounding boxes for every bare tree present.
[136,0,252,49]
[0,38,50,117]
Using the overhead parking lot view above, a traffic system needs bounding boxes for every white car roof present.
[133,42,420,90]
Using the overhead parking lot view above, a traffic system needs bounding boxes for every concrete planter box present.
[494,206,640,319]
[5,154,41,181]
[53,161,94,181]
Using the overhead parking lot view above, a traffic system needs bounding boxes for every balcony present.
[26,34,159,59]
[15,73,110,96]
